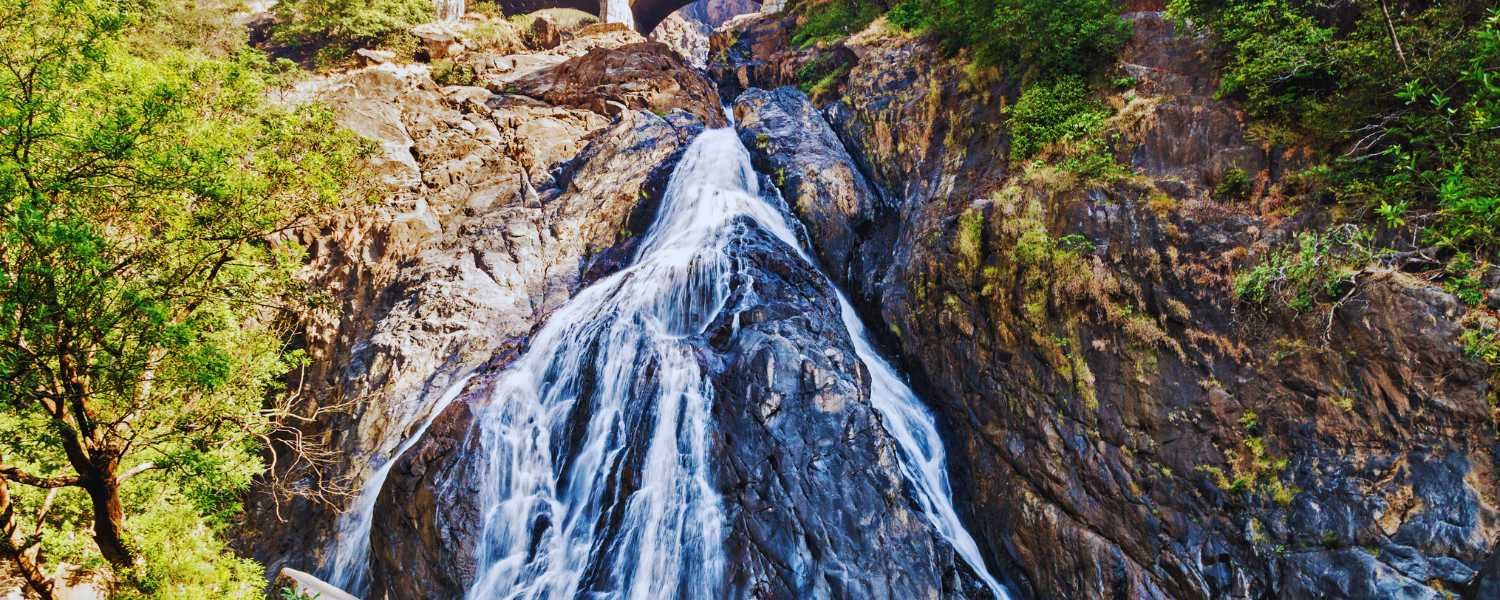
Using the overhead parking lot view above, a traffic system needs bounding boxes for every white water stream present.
[323,127,1007,599]
[435,0,464,21]
[605,0,635,29]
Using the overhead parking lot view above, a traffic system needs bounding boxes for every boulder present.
[413,23,467,60]
[505,41,728,127]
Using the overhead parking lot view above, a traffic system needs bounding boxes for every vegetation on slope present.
[0,0,372,596]
[1170,0,1499,264]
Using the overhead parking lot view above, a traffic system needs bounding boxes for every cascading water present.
[434,0,464,21]
[458,127,1009,599]
[321,374,476,595]
[604,0,635,29]
[321,125,1008,599]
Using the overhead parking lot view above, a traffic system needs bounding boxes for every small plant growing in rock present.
[1461,325,1500,366]
[280,587,322,600]
[1215,167,1252,201]
[431,59,479,87]
[1442,253,1487,307]
[1234,226,1379,312]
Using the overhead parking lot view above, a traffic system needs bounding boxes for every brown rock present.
[529,14,562,49]
[505,41,727,127]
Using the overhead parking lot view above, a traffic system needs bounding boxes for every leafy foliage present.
[887,0,1130,79]
[0,0,371,593]
[271,0,435,66]
[1234,227,1380,312]
[1007,76,1113,162]
[1170,0,1500,260]
[790,0,890,48]
[795,52,853,102]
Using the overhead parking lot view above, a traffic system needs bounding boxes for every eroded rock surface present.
[507,41,728,127]
[708,223,986,599]
[732,87,890,301]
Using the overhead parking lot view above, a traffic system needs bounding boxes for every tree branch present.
[0,465,78,489]
[117,462,155,482]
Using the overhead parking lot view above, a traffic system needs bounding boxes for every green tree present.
[0,0,372,594]
[271,0,436,66]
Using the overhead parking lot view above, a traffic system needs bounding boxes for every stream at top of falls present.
[321,126,1008,599]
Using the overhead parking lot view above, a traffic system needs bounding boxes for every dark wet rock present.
[708,11,801,97]
[732,87,889,300]
[708,222,987,599]
[369,377,490,600]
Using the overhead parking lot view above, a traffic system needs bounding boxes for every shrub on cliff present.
[1007,76,1113,162]
[789,0,892,48]
[271,0,435,65]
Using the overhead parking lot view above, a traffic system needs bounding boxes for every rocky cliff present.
[240,2,1498,599]
[716,7,1499,599]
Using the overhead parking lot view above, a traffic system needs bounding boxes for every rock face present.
[708,223,985,599]
[722,9,1499,600]
[649,11,711,68]
[732,87,889,301]
[650,0,763,68]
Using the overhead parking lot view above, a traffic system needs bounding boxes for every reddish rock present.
[505,41,728,127]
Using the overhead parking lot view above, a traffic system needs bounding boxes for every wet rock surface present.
[722,9,1499,600]
[708,222,986,599]
[732,87,889,301]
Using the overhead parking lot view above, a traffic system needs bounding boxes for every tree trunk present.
[80,475,134,570]
[0,479,55,599]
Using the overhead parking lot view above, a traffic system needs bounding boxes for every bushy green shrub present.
[271,0,435,65]
[1216,167,1252,201]
[795,52,852,101]
[1007,75,1112,162]
[1234,227,1379,312]
[790,0,889,48]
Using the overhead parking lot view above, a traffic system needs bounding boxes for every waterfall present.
[457,127,1008,598]
[604,0,635,29]
[434,0,464,22]
[320,374,475,595]
[322,126,1007,599]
